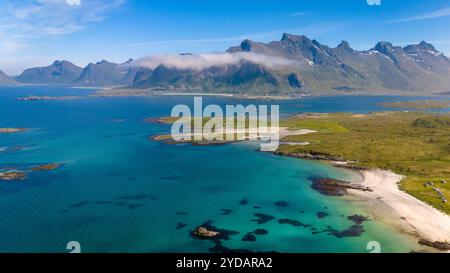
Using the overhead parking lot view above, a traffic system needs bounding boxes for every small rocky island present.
[0,163,62,182]
[0,128,29,134]
[31,163,62,172]
[0,171,27,181]
[192,226,221,239]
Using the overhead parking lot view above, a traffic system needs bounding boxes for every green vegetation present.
[279,112,450,214]
[148,116,262,145]
[381,100,450,110]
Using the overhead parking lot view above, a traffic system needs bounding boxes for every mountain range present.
[134,34,450,95]
[13,59,137,86]
[2,33,450,95]
[0,70,16,84]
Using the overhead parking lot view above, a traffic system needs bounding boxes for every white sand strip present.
[349,169,450,243]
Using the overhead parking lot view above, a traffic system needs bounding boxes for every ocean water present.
[0,86,444,253]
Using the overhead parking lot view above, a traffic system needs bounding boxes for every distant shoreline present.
[2,83,450,98]
[93,88,450,99]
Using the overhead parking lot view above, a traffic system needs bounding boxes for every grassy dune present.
[279,112,450,214]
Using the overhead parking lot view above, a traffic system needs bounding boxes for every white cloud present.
[387,7,450,23]
[67,0,82,6]
[0,0,125,37]
[130,52,299,71]
[0,0,125,73]
[289,11,310,17]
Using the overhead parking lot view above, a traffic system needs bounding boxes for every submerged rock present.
[252,213,275,224]
[69,201,90,208]
[274,201,290,207]
[220,209,233,215]
[347,214,369,225]
[242,234,257,242]
[324,225,366,238]
[278,218,311,228]
[239,198,249,205]
[253,229,269,235]
[317,212,329,219]
[128,204,144,210]
[176,223,187,230]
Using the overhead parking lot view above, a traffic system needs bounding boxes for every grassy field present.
[279,112,450,214]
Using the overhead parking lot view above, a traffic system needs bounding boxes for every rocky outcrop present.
[418,239,450,251]
[274,151,344,162]
[310,177,372,196]
[192,226,220,239]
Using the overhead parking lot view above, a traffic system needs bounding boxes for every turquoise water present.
[1,86,445,253]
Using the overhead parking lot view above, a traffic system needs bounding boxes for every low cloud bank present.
[129,52,298,71]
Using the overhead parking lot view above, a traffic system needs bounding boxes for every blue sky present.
[1,0,450,74]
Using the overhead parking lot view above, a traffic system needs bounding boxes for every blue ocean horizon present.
[1,86,447,253]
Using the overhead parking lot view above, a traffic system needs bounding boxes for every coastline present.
[94,89,305,100]
[148,113,450,250]
[345,168,450,248]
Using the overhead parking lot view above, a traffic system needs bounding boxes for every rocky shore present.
[273,151,345,162]
[418,239,450,251]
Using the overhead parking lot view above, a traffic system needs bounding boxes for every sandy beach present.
[348,169,450,245]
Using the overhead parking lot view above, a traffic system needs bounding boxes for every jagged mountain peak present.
[419,41,436,51]
[240,39,257,51]
[52,60,66,66]
[337,41,352,50]
[9,34,450,94]
[15,60,83,84]
[96,60,116,65]
[404,41,437,52]
[373,41,395,52]
[281,33,310,43]
[0,70,16,84]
